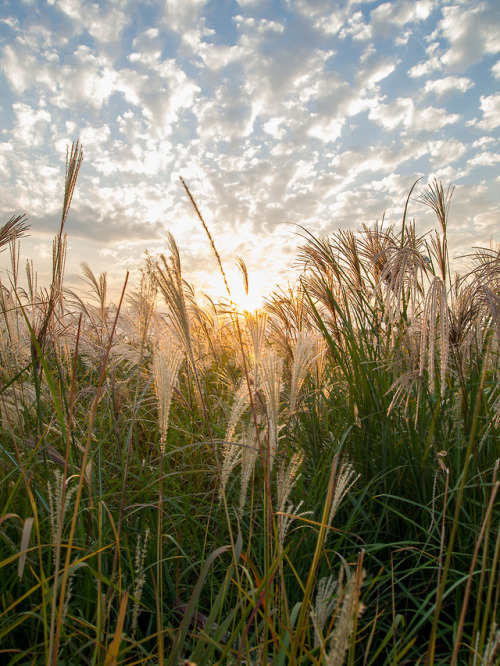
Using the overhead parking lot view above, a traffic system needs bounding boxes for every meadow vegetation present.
[0,142,499,664]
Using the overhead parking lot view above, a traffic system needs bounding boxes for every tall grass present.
[0,147,498,665]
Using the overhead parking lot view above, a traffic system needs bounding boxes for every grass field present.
[0,143,499,664]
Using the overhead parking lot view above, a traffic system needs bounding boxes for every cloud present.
[115,59,200,138]
[339,11,372,41]
[469,152,500,167]
[370,0,434,34]
[2,36,118,111]
[161,0,208,33]
[409,54,442,78]
[355,54,398,88]
[440,2,500,72]
[424,75,474,96]
[12,103,52,146]
[369,97,460,133]
[1,0,499,301]
[428,139,467,164]
[477,92,500,129]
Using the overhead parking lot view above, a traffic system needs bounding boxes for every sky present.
[0,0,499,308]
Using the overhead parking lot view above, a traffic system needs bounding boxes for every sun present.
[202,266,268,314]
[224,265,268,313]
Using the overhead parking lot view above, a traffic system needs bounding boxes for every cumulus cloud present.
[409,54,442,78]
[339,11,372,41]
[440,2,500,72]
[424,76,474,96]
[428,139,467,164]
[0,0,499,300]
[370,0,434,35]
[477,92,500,129]
[369,97,460,133]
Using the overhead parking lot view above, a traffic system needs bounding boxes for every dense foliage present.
[0,145,499,664]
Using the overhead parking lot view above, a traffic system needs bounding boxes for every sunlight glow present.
[204,266,267,314]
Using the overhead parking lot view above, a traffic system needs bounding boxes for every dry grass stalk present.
[180,176,232,301]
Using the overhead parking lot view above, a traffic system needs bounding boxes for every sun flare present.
[203,266,268,314]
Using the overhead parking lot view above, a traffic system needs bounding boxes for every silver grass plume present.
[278,500,311,550]
[31,142,83,368]
[469,243,500,293]
[0,214,29,252]
[220,439,242,503]
[475,285,500,343]
[473,622,499,666]
[325,567,365,666]
[419,277,450,396]
[180,177,235,310]
[154,233,196,370]
[277,451,306,548]
[289,331,320,417]
[0,285,27,375]
[260,350,283,468]
[311,575,339,650]
[225,378,251,443]
[131,527,150,639]
[376,222,430,332]
[239,428,259,513]
[80,261,108,324]
[236,255,249,298]
[47,470,78,565]
[244,310,268,384]
[0,383,36,432]
[9,239,20,290]
[419,179,454,284]
[311,336,328,390]
[53,141,84,305]
[277,451,304,514]
[324,461,359,545]
[153,331,184,452]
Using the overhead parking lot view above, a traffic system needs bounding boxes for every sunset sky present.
[1,0,499,307]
